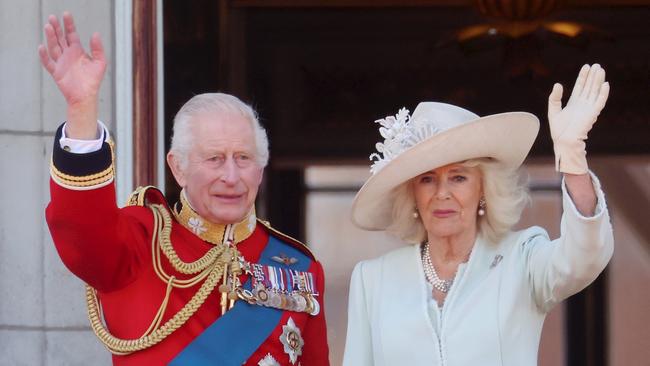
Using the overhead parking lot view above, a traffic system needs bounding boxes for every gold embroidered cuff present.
[50,131,116,191]
[50,160,114,190]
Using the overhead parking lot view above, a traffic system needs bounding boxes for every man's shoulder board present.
[125,186,169,208]
[257,219,316,261]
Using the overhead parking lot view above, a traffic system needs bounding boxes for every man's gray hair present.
[386,159,530,244]
[170,93,269,168]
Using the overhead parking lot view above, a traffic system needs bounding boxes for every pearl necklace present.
[420,242,454,293]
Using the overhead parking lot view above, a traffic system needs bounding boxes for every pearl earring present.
[413,209,419,219]
[478,198,486,216]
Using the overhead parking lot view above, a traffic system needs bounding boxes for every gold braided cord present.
[152,206,221,288]
[142,275,174,337]
[154,252,214,289]
[86,269,221,354]
[156,204,228,274]
[86,204,231,355]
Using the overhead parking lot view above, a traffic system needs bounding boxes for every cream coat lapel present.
[446,235,504,311]
[377,245,441,365]
[441,235,506,365]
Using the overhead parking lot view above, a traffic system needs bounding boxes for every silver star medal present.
[258,353,280,366]
[279,317,304,364]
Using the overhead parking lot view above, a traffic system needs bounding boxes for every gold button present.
[63,145,71,151]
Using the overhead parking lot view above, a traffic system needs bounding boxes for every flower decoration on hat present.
[369,107,440,175]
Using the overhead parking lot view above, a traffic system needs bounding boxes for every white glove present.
[548,64,610,174]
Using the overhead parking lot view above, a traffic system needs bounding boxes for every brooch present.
[490,254,503,269]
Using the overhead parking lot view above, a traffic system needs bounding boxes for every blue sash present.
[169,236,313,366]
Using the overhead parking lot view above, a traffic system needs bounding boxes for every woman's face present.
[412,163,483,241]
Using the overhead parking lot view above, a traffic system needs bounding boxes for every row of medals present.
[218,254,320,316]
[252,283,319,315]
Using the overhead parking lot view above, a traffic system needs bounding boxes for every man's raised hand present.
[38,12,106,139]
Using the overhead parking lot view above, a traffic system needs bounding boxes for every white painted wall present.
[0,1,114,364]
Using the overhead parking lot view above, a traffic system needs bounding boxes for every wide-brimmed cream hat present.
[351,102,539,230]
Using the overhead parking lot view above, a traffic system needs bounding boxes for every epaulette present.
[125,185,169,208]
[257,219,316,261]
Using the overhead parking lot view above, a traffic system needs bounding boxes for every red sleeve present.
[46,124,152,292]
[46,181,152,292]
[299,260,331,365]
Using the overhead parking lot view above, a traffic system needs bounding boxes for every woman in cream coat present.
[343,64,614,366]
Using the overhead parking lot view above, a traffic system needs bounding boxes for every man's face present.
[169,111,263,224]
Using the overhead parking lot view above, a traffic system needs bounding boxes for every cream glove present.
[548,64,610,174]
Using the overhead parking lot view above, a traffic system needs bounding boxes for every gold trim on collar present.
[173,190,256,245]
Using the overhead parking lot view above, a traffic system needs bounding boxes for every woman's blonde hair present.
[385,159,530,244]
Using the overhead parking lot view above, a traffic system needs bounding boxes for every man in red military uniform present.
[40,12,329,366]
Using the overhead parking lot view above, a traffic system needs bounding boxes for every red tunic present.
[46,125,329,365]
